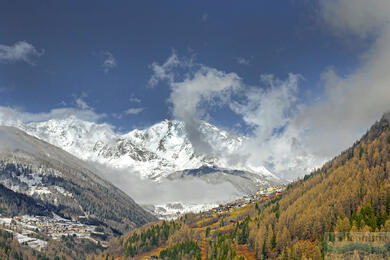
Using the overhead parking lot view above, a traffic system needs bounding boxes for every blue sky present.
[1,0,390,178]
[0,1,361,131]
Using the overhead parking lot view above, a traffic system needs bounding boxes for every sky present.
[1,0,390,179]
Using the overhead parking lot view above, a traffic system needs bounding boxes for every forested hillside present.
[246,113,390,259]
[0,228,29,260]
[0,226,112,259]
[91,113,390,259]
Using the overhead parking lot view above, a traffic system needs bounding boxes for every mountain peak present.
[2,116,277,182]
[382,112,390,123]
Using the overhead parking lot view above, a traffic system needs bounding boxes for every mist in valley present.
[89,162,242,206]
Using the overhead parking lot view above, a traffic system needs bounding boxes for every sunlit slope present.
[92,113,390,259]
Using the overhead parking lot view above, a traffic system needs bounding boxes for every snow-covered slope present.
[0,116,286,218]
[0,126,156,231]
[7,116,278,183]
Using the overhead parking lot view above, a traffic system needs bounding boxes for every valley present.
[0,184,284,254]
[1,116,285,217]
[87,113,390,259]
[1,113,390,259]
[1,1,389,259]
[144,185,285,220]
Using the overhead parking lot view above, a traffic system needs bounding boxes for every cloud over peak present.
[0,93,105,126]
[148,52,320,179]
[150,51,241,154]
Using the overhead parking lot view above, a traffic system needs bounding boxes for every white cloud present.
[125,107,144,115]
[149,3,390,180]
[172,66,241,154]
[129,96,141,103]
[230,74,299,141]
[2,1,389,182]
[150,52,241,154]
[148,53,319,180]
[148,50,190,87]
[319,0,390,38]
[291,0,390,159]
[151,45,390,180]
[75,98,90,110]
[170,65,241,123]
[149,53,318,178]
[227,74,323,179]
[236,57,251,65]
[102,51,117,73]
[0,106,105,125]
[92,163,240,205]
[112,113,123,119]
[0,92,105,126]
[240,0,390,178]
[73,92,92,110]
[0,41,44,65]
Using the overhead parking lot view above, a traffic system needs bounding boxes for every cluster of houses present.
[10,215,97,240]
[209,185,284,214]
[0,214,106,250]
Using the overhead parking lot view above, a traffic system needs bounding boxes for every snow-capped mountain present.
[8,116,278,183]
[0,116,286,218]
[0,126,156,232]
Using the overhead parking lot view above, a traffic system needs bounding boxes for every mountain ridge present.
[4,116,280,184]
[0,126,156,233]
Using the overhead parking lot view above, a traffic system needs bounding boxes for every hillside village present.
[0,184,284,254]
[210,185,284,214]
[147,185,285,220]
[99,184,286,260]
[0,214,107,251]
